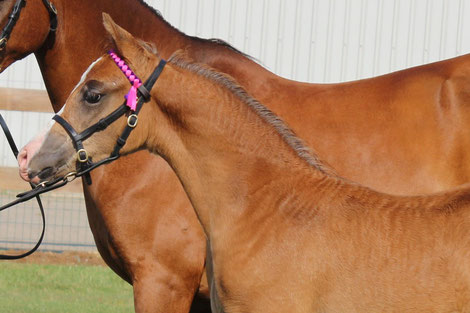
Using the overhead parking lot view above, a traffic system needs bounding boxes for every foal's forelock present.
[167,52,336,176]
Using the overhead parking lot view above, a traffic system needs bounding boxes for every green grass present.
[0,263,134,313]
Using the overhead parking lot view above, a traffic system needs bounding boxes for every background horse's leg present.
[83,189,132,283]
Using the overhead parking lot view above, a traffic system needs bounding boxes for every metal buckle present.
[127,114,138,128]
[77,149,89,163]
[48,1,57,15]
[0,38,8,50]
[63,171,77,182]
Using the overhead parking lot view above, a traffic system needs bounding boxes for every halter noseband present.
[52,51,166,185]
[0,0,58,51]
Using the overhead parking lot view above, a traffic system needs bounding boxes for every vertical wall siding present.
[152,0,470,82]
[0,0,469,166]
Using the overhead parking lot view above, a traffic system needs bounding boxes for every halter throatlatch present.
[52,51,166,185]
[0,0,58,51]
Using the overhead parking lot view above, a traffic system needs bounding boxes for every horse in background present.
[3,0,470,311]
[28,17,470,312]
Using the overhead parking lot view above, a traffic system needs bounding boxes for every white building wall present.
[0,0,469,166]
[2,0,469,87]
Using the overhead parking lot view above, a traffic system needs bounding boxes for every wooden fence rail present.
[0,87,82,193]
[0,87,52,113]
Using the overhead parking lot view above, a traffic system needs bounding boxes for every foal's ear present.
[102,13,142,60]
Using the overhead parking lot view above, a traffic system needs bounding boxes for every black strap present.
[0,0,26,50]
[0,152,120,213]
[53,115,83,150]
[111,59,167,157]
[67,104,129,143]
[52,115,93,184]
[0,114,45,260]
[41,0,57,32]
[0,115,19,157]
[142,59,167,100]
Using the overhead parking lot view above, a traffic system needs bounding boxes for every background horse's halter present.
[0,0,58,50]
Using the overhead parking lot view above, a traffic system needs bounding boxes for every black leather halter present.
[52,58,167,185]
[0,57,166,212]
[0,0,58,50]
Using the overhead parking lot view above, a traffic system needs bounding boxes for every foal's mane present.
[167,51,335,176]
[138,0,255,60]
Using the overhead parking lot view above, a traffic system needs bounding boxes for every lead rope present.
[0,114,45,260]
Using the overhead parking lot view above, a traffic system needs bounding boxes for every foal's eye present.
[84,91,103,104]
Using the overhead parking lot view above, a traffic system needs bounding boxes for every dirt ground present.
[0,250,106,266]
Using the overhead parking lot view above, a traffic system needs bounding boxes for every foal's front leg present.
[132,262,210,313]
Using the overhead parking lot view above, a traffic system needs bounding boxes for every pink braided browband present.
[108,50,141,111]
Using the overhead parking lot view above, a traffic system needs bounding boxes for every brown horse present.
[28,18,470,312]
[5,0,470,311]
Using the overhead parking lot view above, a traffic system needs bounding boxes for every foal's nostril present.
[31,167,54,180]
[27,170,38,180]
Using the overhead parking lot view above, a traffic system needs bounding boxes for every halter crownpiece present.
[108,50,142,111]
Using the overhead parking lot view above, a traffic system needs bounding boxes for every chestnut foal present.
[28,17,470,313]
[9,1,470,311]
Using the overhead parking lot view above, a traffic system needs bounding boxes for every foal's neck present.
[146,58,333,235]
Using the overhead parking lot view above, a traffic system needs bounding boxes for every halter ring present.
[47,1,57,15]
[77,149,89,163]
[127,114,138,128]
[64,171,77,182]
[0,38,8,50]
[38,181,49,188]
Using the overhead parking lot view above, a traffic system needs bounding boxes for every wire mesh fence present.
[0,189,96,252]
[0,108,96,253]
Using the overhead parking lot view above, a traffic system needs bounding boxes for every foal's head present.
[27,14,162,181]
